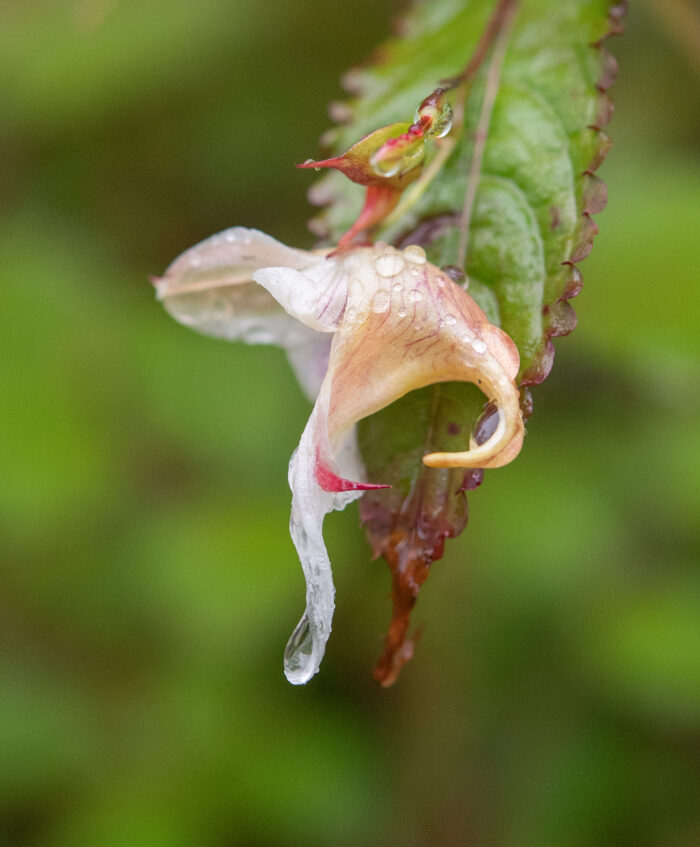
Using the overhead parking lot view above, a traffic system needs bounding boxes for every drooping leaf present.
[307,0,625,683]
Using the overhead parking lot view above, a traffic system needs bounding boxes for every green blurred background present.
[1,1,699,845]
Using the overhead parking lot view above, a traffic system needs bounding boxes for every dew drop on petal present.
[348,277,365,300]
[372,289,391,313]
[374,251,406,278]
[403,245,427,264]
[472,339,487,354]
[443,313,456,325]
[436,276,446,288]
[408,288,422,302]
[397,306,408,318]
[392,281,403,293]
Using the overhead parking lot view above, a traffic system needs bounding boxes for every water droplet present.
[374,251,406,278]
[370,157,401,178]
[348,277,364,300]
[473,403,499,446]
[403,245,427,264]
[225,232,237,243]
[443,313,456,325]
[431,102,454,139]
[408,288,422,302]
[370,143,424,178]
[442,264,466,284]
[436,276,446,288]
[461,332,473,343]
[472,339,487,354]
[284,614,313,675]
[372,289,391,313]
[397,307,408,318]
[392,281,403,293]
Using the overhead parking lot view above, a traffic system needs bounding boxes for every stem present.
[457,0,519,269]
[441,0,519,90]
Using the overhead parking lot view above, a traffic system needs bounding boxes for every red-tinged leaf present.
[306,0,625,683]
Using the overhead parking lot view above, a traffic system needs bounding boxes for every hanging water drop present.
[430,102,454,139]
[284,614,313,677]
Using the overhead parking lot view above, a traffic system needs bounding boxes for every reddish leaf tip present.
[315,461,391,493]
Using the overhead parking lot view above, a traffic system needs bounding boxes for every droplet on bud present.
[370,141,424,178]
[429,101,453,139]
[416,89,454,139]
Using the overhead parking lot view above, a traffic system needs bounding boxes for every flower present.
[153,228,524,684]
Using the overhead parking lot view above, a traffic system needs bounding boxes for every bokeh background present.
[2,1,699,845]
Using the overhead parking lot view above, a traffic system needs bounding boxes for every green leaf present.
[308,0,625,682]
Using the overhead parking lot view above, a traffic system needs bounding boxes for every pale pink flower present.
[154,228,523,683]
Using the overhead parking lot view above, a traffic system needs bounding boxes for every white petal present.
[285,332,333,401]
[283,392,372,685]
[283,398,337,685]
[253,260,348,333]
[154,227,330,399]
[157,226,321,298]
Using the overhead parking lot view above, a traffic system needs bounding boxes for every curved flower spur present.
[154,228,524,683]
